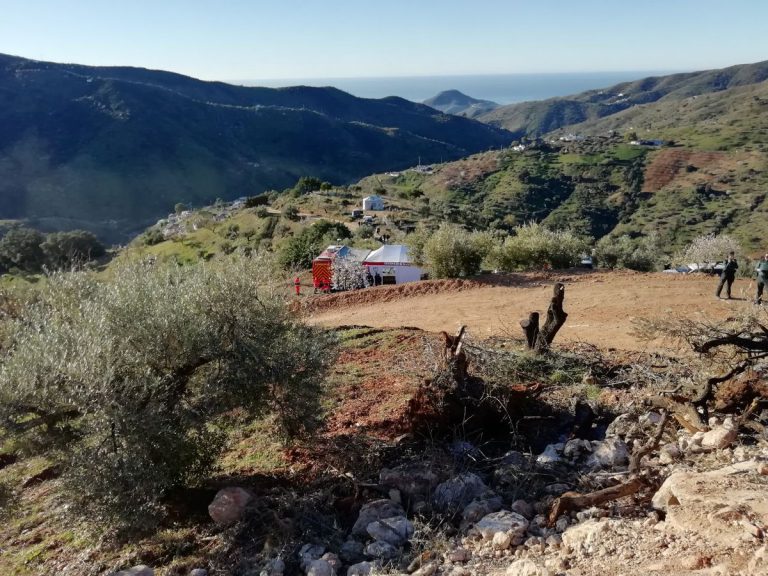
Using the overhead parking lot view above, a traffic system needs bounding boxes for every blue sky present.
[1,0,766,80]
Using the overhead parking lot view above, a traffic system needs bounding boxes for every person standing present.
[294,276,301,296]
[716,251,738,299]
[755,253,768,304]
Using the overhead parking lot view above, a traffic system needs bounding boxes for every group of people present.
[715,251,768,303]
[366,271,382,287]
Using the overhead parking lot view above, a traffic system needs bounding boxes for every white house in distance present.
[362,195,385,211]
[364,244,425,285]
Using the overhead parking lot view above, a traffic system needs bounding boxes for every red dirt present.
[643,149,728,192]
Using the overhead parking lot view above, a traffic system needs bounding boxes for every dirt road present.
[307,270,758,351]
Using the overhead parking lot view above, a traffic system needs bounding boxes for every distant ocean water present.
[238,71,673,104]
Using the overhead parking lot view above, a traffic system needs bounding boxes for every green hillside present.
[0,54,513,243]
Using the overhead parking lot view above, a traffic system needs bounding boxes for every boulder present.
[462,496,503,523]
[339,540,365,564]
[652,462,768,548]
[298,544,326,569]
[586,438,629,469]
[510,499,535,520]
[563,438,592,460]
[207,487,253,525]
[364,540,399,559]
[321,553,341,573]
[699,423,738,450]
[658,442,682,465]
[306,559,334,576]
[475,510,529,540]
[433,472,490,510]
[265,558,285,575]
[352,499,405,536]
[366,516,413,547]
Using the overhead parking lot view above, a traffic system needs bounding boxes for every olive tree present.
[0,254,335,532]
[423,224,494,278]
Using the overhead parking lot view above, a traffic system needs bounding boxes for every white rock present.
[659,442,682,465]
[475,510,529,540]
[492,531,512,550]
[306,559,334,576]
[352,499,405,536]
[700,425,738,450]
[586,438,629,469]
[446,547,470,563]
[321,553,341,572]
[366,516,413,546]
[113,567,153,576]
[536,444,562,465]
[563,438,592,459]
[346,561,377,576]
[562,519,613,553]
[505,559,553,576]
[207,487,253,525]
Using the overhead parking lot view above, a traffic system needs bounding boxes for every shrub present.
[245,195,269,208]
[41,230,106,269]
[488,223,587,271]
[279,220,352,269]
[594,233,660,271]
[0,255,335,533]
[283,205,300,221]
[423,224,493,278]
[142,229,165,246]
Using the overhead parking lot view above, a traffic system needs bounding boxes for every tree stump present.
[521,282,568,353]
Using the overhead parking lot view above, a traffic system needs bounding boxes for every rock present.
[321,553,341,572]
[586,438,629,469]
[505,559,553,576]
[433,472,490,510]
[652,464,768,548]
[510,499,534,520]
[339,540,365,564]
[346,561,377,576]
[545,534,562,548]
[535,444,562,465]
[555,516,569,532]
[475,511,529,540]
[543,483,570,496]
[364,540,398,560]
[500,450,528,467]
[388,488,402,504]
[563,438,592,460]
[113,567,153,576]
[700,425,738,450]
[379,465,439,500]
[562,519,613,553]
[306,559,334,576]
[266,558,285,575]
[492,531,512,550]
[462,496,503,523]
[446,548,470,563]
[207,487,253,525]
[658,442,681,465]
[366,516,413,546]
[412,563,437,576]
[352,499,405,536]
[298,544,326,569]
[188,570,208,576]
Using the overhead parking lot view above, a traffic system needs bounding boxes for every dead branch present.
[547,477,646,527]
[521,283,567,353]
[649,396,706,432]
[629,410,668,474]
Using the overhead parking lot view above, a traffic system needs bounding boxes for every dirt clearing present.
[307,270,758,352]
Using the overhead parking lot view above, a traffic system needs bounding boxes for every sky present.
[0,0,766,81]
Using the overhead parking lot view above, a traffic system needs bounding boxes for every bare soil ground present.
[306,270,758,352]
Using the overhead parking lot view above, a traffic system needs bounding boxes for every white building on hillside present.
[362,195,385,211]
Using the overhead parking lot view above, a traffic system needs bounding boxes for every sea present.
[238,71,674,105]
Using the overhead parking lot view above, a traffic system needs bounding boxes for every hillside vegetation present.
[0,54,512,242]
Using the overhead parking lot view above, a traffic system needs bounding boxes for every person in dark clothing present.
[755,253,768,304]
[366,271,374,287]
[374,272,381,286]
[715,251,738,299]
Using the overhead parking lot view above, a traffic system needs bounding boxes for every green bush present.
[594,233,660,271]
[279,220,352,269]
[0,255,335,533]
[423,224,493,278]
[488,223,587,271]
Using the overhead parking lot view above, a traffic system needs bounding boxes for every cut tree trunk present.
[547,477,646,526]
[521,282,568,353]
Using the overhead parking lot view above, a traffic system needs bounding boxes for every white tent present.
[364,244,425,285]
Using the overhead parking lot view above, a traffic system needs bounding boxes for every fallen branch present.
[629,410,668,474]
[547,477,646,527]
[649,396,706,433]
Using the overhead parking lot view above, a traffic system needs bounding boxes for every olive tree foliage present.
[677,233,742,266]
[593,233,661,271]
[488,223,588,271]
[0,254,335,533]
[423,224,494,278]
